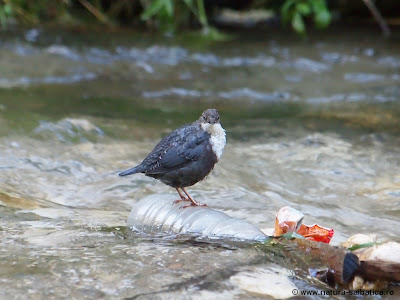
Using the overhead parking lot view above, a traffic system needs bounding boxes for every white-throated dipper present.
[119,108,226,207]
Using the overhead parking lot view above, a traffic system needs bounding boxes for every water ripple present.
[344,73,385,83]
[0,73,97,88]
[218,88,291,101]
[320,52,358,64]
[115,46,189,66]
[142,87,206,98]
[1,43,320,71]
[307,93,369,103]
[290,58,331,73]
[378,56,400,68]
[142,87,291,101]
[33,118,104,142]
[46,45,81,61]
[191,53,276,67]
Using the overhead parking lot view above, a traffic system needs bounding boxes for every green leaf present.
[4,4,12,16]
[348,242,380,251]
[281,0,296,15]
[281,0,296,24]
[164,0,174,17]
[314,9,331,29]
[292,12,305,34]
[314,0,327,11]
[296,3,311,16]
[281,232,305,240]
[196,0,208,27]
[141,0,165,21]
[183,0,195,10]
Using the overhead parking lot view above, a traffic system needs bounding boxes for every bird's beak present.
[208,117,218,124]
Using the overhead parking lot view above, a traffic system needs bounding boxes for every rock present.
[358,242,400,263]
[230,266,297,299]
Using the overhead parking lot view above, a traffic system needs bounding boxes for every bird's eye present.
[202,115,206,121]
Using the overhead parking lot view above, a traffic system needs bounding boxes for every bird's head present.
[199,108,220,125]
[198,109,225,142]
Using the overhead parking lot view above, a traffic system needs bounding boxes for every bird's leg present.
[181,187,207,208]
[173,188,190,204]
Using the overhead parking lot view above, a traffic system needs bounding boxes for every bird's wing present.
[143,125,209,175]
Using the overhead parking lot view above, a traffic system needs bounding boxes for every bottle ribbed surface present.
[127,194,266,242]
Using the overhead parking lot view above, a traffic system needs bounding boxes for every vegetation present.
[0,0,394,36]
[281,0,331,35]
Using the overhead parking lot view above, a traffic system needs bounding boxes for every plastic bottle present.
[127,194,267,242]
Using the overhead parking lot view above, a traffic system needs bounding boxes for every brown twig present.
[362,0,391,37]
[78,0,111,25]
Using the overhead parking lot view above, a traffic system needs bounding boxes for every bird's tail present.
[119,166,141,176]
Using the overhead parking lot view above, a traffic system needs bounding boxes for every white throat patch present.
[201,123,226,160]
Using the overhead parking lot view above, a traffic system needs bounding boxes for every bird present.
[119,108,226,207]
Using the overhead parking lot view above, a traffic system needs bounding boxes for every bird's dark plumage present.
[119,109,226,207]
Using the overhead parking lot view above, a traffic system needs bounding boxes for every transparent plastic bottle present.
[127,194,267,242]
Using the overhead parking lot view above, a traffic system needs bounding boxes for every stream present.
[0,27,400,299]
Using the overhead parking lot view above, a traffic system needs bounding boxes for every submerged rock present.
[230,266,297,299]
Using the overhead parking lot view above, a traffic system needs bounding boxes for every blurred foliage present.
[0,1,12,27]
[0,0,394,36]
[140,0,209,33]
[281,0,331,34]
[0,0,69,25]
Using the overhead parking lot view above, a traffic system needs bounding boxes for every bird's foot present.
[176,187,207,208]
[173,197,190,204]
[181,200,208,209]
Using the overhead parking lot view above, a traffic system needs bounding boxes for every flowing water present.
[1,27,400,299]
